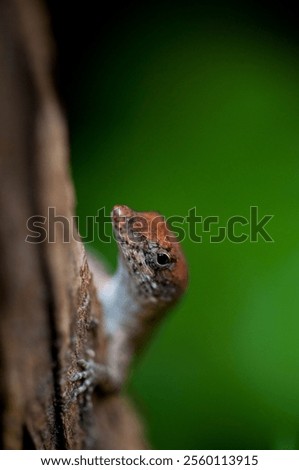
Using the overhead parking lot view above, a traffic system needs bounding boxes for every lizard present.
[71,204,188,396]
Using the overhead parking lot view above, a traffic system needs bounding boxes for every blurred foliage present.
[70,3,299,449]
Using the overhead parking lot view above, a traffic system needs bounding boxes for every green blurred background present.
[48,0,299,449]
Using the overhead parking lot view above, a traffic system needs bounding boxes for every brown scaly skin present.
[112,205,188,305]
[72,205,188,395]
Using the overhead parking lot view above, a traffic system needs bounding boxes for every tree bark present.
[0,0,146,450]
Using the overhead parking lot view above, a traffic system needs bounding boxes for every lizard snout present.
[112,204,133,223]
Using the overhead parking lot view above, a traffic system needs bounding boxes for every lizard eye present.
[156,252,171,267]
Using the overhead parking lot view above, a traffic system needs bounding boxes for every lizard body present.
[72,205,188,395]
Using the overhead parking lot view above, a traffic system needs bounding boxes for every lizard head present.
[111,204,188,306]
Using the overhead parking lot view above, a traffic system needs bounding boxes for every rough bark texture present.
[0,0,146,450]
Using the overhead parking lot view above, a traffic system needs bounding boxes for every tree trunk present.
[0,0,146,450]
